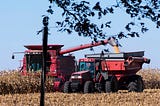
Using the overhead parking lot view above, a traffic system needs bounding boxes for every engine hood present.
[72,70,89,75]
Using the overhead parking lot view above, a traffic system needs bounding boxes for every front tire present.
[63,81,71,93]
[84,81,94,93]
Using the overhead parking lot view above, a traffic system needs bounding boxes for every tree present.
[47,0,160,41]
[40,1,160,105]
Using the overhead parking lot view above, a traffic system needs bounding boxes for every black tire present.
[105,76,118,93]
[128,82,137,92]
[111,76,118,92]
[63,81,71,93]
[136,76,144,92]
[105,81,112,93]
[84,81,94,93]
[128,76,144,92]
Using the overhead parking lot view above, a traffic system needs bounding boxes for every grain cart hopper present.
[12,37,116,91]
[63,51,150,93]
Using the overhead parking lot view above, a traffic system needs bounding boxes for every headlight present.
[71,75,82,79]
[77,76,82,79]
[71,76,75,79]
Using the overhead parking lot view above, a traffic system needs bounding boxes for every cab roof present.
[24,45,64,50]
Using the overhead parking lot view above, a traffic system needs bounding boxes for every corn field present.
[138,69,160,89]
[0,70,53,94]
[0,69,160,106]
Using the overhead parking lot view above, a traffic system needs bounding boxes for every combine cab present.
[64,51,150,93]
[19,45,76,91]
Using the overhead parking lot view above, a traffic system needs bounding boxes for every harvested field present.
[0,69,160,106]
[0,89,160,106]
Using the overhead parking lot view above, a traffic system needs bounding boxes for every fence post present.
[40,16,49,106]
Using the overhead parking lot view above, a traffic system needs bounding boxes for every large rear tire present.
[111,76,118,92]
[136,76,144,92]
[63,81,71,93]
[105,76,118,93]
[128,76,144,92]
[105,81,112,93]
[84,81,94,93]
[128,82,137,92]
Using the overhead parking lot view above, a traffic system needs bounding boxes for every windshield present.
[25,53,50,72]
[79,61,94,77]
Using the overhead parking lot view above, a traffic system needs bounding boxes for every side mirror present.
[12,52,24,59]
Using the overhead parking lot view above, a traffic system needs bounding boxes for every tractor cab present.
[79,60,95,78]
[78,58,105,79]
[69,58,95,83]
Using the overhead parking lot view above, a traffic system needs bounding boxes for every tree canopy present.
[47,0,160,41]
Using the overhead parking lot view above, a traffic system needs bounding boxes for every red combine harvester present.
[63,51,150,93]
[12,38,115,91]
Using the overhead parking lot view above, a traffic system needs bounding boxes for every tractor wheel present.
[128,82,137,92]
[128,76,144,92]
[136,76,144,92]
[63,81,71,93]
[105,81,112,93]
[84,81,94,93]
[105,76,118,93]
[111,76,118,92]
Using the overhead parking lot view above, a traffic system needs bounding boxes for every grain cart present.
[63,51,150,93]
[12,37,117,91]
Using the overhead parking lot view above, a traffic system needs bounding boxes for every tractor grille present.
[72,79,81,83]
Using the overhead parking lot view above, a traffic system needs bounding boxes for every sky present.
[0,1,160,70]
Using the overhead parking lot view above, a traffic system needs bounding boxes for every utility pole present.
[40,16,49,106]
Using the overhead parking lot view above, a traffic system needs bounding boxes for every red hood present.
[73,70,89,75]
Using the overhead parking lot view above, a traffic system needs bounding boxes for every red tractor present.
[12,38,116,91]
[63,51,150,93]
